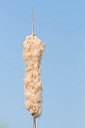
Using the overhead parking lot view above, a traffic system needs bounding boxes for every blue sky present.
[0,0,85,128]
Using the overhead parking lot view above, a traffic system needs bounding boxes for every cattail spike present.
[22,35,45,118]
[22,10,45,120]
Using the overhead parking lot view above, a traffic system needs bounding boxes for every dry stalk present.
[33,117,36,128]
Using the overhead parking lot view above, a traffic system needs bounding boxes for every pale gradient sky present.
[0,0,85,128]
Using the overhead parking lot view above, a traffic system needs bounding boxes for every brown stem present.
[33,116,36,128]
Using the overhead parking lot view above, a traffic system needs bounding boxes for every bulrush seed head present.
[22,35,45,118]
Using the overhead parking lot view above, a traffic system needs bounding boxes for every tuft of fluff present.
[22,35,45,118]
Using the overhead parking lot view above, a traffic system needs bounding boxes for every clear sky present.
[0,0,85,128]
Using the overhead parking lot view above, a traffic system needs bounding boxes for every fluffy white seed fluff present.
[22,35,45,118]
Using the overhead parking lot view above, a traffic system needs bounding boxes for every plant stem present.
[33,116,36,128]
